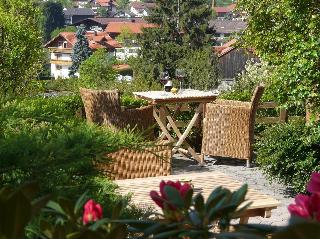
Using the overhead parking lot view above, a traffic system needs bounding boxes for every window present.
[56,54,62,59]
[63,41,68,48]
[56,65,62,70]
[128,48,137,54]
[58,41,64,48]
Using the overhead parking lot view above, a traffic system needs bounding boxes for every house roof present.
[63,8,95,16]
[105,22,156,34]
[209,19,247,34]
[214,39,237,57]
[214,3,236,13]
[44,31,122,49]
[213,39,256,57]
[130,1,156,10]
[73,17,147,26]
[94,0,117,7]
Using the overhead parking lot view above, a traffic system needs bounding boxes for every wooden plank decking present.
[116,172,280,221]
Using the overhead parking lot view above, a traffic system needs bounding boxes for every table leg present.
[166,113,201,163]
[239,217,249,224]
[153,106,174,142]
[173,104,203,163]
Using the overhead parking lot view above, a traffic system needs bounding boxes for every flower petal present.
[180,183,192,198]
[307,172,320,194]
[150,190,164,208]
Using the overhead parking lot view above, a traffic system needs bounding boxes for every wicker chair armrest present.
[215,99,251,108]
[205,104,252,124]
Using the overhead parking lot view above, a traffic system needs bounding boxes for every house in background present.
[105,21,155,38]
[45,31,121,79]
[72,0,89,8]
[73,17,146,31]
[64,8,95,25]
[209,19,247,46]
[112,10,135,18]
[214,39,260,89]
[129,1,156,17]
[105,22,155,60]
[91,0,117,15]
[213,4,236,19]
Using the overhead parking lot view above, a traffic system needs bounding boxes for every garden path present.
[172,154,294,226]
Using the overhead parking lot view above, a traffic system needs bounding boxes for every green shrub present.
[0,95,144,202]
[256,122,320,193]
[220,60,275,102]
[79,49,117,89]
[220,60,305,119]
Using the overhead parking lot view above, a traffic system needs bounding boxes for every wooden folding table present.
[116,171,280,224]
[133,90,218,164]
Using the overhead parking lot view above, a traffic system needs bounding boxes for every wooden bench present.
[116,172,280,223]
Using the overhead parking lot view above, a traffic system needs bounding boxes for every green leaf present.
[231,184,248,205]
[189,211,202,227]
[31,194,51,216]
[74,191,88,215]
[194,193,205,213]
[89,218,111,231]
[46,200,66,216]
[183,188,193,209]
[163,186,184,209]
[40,219,53,238]
[206,187,231,209]
[153,229,181,239]
[59,198,75,219]
[112,200,123,220]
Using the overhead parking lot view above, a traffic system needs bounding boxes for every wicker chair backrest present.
[80,88,121,125]
[250,85,265,112]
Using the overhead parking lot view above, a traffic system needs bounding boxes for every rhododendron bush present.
[1,175,320,239]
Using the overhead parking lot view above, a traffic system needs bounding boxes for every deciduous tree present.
[79,49,116,88]
[42,1,65,42]
[0,0,44,96]
[238,0,320,109]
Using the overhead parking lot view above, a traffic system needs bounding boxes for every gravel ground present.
[172,154,294,226]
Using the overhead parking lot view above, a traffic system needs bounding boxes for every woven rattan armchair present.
[201,85,265,167]
[79,88,154,135]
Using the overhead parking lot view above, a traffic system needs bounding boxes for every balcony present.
[50,59,72,66]
[48,47,72,54]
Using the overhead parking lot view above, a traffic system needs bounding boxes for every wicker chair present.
[79,88,154,135]
[201,85,265,167]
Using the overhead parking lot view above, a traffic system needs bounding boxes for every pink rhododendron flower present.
[307,172,320,194]
[150,180,192,210]
[288,194,312,219]
[288,173,320,222]
[310,193,320,222]
[83,199,103,225]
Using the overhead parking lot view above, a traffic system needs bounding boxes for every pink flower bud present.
[83,199,103,225]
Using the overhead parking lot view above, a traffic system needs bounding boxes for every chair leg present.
[246,159,251,168]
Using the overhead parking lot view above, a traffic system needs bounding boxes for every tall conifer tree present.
[69,26,92,77]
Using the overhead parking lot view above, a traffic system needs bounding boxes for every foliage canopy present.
[238,0,320,108]
[79,49,117,89]
[42,1,65,42]
[0,0,44,96]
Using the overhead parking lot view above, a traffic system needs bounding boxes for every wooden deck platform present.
[116,172,280,223]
